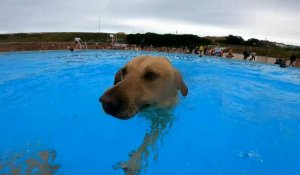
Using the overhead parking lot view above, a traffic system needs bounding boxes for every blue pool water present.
[0,50,300,175]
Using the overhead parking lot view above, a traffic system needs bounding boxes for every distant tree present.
[222,35,245,45]
[126,33,211,47]
[244,38,265,47]
[116,32,126,43]
[126,33,144,45]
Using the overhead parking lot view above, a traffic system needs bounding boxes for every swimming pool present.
[0,50,300,175]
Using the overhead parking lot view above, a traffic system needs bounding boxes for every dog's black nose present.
[99,94,123,116]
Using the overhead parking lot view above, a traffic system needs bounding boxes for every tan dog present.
[99,55,188,119]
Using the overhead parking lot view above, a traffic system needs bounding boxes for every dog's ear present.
[174,69,188,96]
[114,69,122,85]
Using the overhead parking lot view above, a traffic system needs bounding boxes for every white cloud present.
[0,0,299,45]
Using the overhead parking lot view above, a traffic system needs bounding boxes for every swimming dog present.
[99,55,188,119]
[99,55,188,174]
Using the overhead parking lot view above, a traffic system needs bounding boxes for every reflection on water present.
[0,145,60,175]
[113,109,175,175]
[239,151,263,162]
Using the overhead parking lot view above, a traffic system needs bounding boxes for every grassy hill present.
[0,32,126,43]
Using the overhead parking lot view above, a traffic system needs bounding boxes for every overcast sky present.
[1,0,299,45]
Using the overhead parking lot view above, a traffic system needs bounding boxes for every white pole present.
[98,16,101,33]
[98,16,101,42]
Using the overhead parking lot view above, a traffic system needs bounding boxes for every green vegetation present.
[0,32,110,43]
[127,33,211,47]
[218,35,270,47]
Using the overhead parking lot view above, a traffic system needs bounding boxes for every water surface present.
[0,50,300,174]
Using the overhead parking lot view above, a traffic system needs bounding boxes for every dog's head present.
[99,55,188,120]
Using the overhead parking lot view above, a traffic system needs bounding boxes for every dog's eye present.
[122,68,127,75]
[144,71,159,81]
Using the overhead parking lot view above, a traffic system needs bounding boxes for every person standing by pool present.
[226,49,234,58]
[204,46,208,55]
[194,47,200,54]
[243,50,250,60]
[280,59,287,68]
[74,35,82,50]
[289,52,296,67]
[199,46,204,55]
[249,51,256,61]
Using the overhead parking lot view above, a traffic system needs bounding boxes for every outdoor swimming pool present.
[0,50,300,175]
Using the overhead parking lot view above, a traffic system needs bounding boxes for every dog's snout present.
[99,94,123,116]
